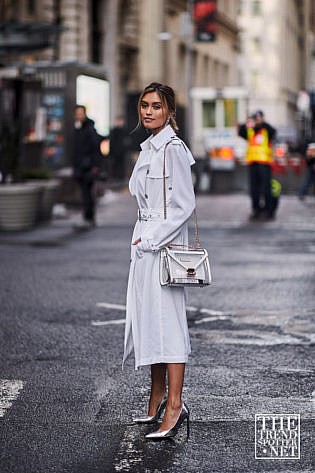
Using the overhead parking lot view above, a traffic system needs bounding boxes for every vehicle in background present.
[190,86,248,193]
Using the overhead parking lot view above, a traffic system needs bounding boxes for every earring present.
[165,118,170,126]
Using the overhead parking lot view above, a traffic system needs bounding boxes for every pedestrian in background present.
[72,105,100,228]
[109,116,130,181]
[298,142,315,200]
[123,82,195,440]
[238,110,276,220]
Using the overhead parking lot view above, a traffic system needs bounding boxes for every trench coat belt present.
[138,208,164,221]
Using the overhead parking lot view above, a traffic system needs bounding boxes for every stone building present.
[237,0,313,140]
[101,0,240,132]
[308,1,315,132]
[0,0,240,138]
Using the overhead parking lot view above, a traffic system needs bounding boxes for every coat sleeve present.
[238,123,248,139]
[87,124,101,167]
[265,123,276,142]
[138,143,195,253]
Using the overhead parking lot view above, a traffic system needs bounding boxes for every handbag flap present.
[160,248,211,286]
[165,248,208,271]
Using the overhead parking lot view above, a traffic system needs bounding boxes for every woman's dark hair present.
[136,82,178,132]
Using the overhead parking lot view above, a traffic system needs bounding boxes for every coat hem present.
[135,353,190,370]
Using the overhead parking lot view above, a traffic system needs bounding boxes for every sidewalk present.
[0,189,128,247]
[0,190,314,246]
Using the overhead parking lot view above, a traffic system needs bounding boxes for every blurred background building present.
[0,0,239,122]
[237,0,315,142]
[0,0,315,185]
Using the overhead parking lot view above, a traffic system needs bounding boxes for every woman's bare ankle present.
[166,397,182,411]
[147,389,166,415]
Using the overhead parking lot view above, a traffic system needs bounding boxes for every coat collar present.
[140,125,176,151]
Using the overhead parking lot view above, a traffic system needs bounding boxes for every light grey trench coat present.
[123,125,196,370]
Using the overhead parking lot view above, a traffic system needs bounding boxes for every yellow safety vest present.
[246,128,273,164]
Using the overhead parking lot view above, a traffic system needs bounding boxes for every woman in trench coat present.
[123,82,195,440]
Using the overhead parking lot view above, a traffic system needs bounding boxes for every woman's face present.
[140,92,169,135]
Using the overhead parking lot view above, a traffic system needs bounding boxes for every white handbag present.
[160,247,211,287]
[159,140,211,288]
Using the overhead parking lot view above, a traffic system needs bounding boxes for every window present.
[252,37,262,53]
[203,55,209,85]
[202,101,216,127]
[251,70,259,92]
[238,69,245,86]
[252,0,261,16]
[238,0,244,15]
[222,64,229,87]
[224,99,237,126]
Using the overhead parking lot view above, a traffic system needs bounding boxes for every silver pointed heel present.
[133,394,167,424]
[145,402,190,440]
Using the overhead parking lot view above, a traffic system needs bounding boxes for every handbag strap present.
[163,139,201,249]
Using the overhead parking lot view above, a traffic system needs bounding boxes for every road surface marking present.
[93,302,228,327]
[96,302,126,311]
[92,319,125,326]
[195,315,230,324]
[95,302,220,313]
[0,380,24,418]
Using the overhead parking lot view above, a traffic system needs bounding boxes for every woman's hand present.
[132,237,143,258]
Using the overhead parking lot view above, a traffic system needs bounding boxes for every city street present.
[0,191,314,473]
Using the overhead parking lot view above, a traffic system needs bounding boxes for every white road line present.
[200,308,227,316]
[95,302,223,314]
[195,316,230,324]
[0,380,24,418]
[93,302,228,327]
[96,302,126,311]
[92,319,125,326]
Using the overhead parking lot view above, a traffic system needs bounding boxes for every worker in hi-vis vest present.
[238,110,276,220]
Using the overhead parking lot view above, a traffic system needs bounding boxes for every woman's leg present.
[159,363,185,430]
[148,363,167,416]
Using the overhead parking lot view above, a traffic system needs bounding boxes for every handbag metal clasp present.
[187,268,196,276]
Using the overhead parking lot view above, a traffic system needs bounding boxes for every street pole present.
[103,0,119,127]
[52,0,61,61]
[184,0,194,146]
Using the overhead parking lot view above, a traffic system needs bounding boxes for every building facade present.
[95,0,240,136]
[308,0,315,133]
[1,0,240,137]
[237,0,313,141]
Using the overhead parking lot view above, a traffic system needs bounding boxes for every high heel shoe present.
[145,402,190,440]
[133,394,167,424]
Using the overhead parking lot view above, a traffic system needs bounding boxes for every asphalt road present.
[0,193,314,473]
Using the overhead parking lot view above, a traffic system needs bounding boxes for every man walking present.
[72,105,100,228]
[298,142,315,200]
[238,110,276,220]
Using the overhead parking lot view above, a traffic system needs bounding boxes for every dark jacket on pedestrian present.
[238,122,276,142]
[299,136,315,168]
[109,125,130,159]
[73,118,100,179]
